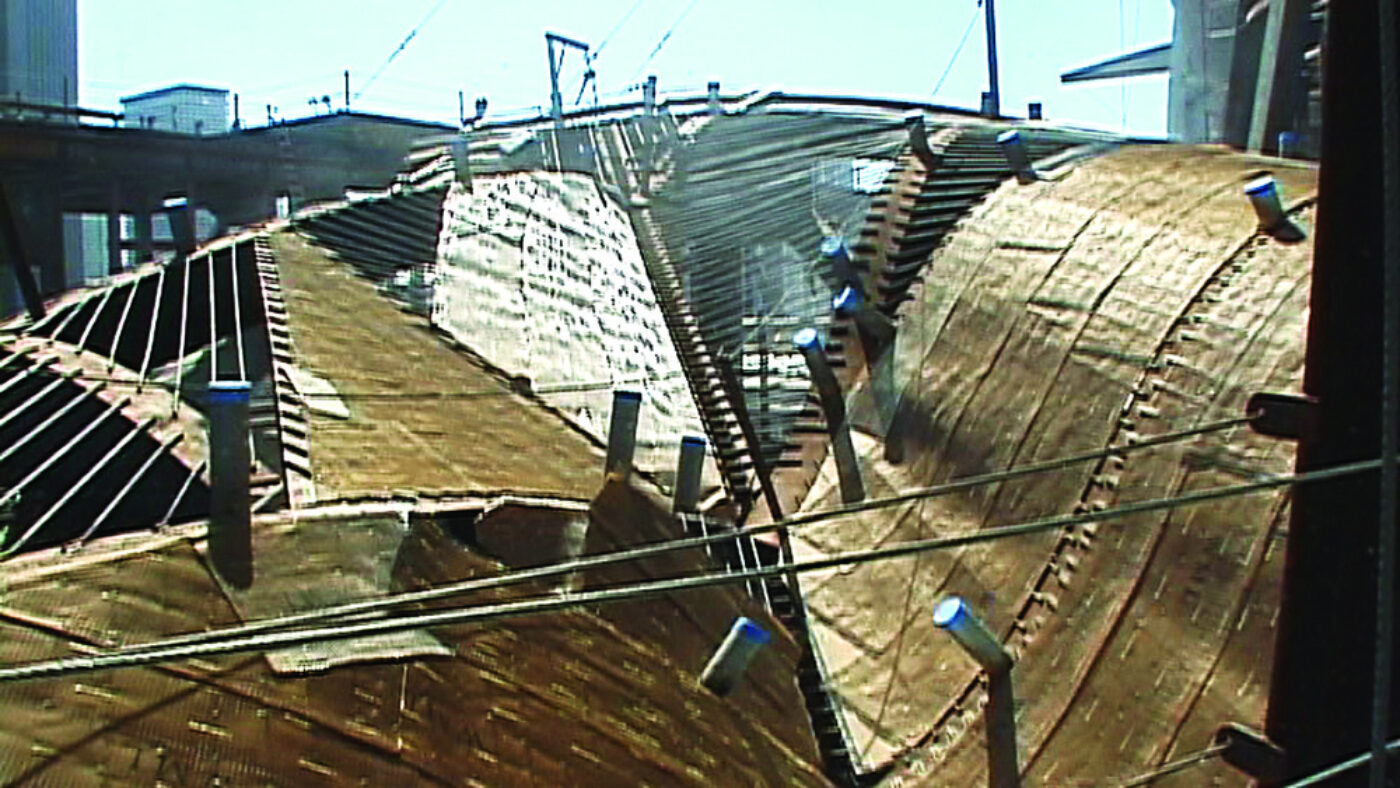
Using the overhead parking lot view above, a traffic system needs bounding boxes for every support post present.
[343,70,350,112]
[996,130,1037,183]
[134,208,153,266]
[0,183,45,320]
[643,76,657,115]
[164,196,195,258]
[106,184,123,276]
[834,286,898,434]
[604,390,642,478]
[794,328,865,504]
[699,616,771,696]
[984,0,1001,117]
[707,81,722,115]
[673,435,706,514]
[933,597,1019,788]
[208,381,253,589]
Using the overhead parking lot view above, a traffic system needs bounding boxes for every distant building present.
[0,0,77,109]
[121,84,229,135]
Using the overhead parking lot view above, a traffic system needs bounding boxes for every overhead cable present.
[629,0,703,83]
[354,0,451,101]
[1284,737,1400,787]
[1115,743,1226,787]
[0,456,1379,684]
[104,413,1251,655]
[932,3,983,97]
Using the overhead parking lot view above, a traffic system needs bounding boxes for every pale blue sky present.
[77,0,1174,135]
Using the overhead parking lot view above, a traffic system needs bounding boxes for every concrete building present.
[121,84,230,135]
[1062,0,1323,154]
[0,0,77,109]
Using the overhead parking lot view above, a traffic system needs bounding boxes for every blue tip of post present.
[996,129,1020,144]
[933,596,967,630]
[793,327,821,350]
[682,435,706,447]
[1244,175,1277,197]
[832,285,862,314]
[820,236,845,257]
[736,617,772,645]
[208,380,251,404]
[162,195,189,209]
[615,389,642,402]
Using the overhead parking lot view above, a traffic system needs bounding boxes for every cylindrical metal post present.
[996,130,1036,183]
[933,596,1019,788]
[795,328,865,503]
[699,616,771,696]
[833,285,894,359]
[1245,176,1306,242]
[707,81,721,115]
[208,381,253,589]
[834,286,898,436]
[450,136,472,188]
[984,0,1000,117]
[163,196,194,258]
[673,435,706,514]
[643,76,658,115]
[604,390,642,478]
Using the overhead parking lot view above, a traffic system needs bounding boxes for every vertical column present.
[133,209,154,266]
[934,597,1019,788]
[605,390,642,478]
[673,436,707,514]
[208,381,253,589]
[699,617,771,696]
[106,185,124,276]
[794,328,865,503]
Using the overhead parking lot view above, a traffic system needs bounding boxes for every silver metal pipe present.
[996,129,1037,183]
[1245,176,1307,242]
[604,389,642,478]
[673,435,706,513]
[933,596,1019,788]
[699,616,771,696]
[795,328,865,503]
[208,380,253,589]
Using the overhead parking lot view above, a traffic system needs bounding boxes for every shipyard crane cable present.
[931,3,983,98]
[628,0,703,84]
[2,444,1369,684]
[353,0,451,102]
[84,413,1255,656]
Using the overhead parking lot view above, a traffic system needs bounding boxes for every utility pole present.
[545,32,590,127]
[983,0,1001,117]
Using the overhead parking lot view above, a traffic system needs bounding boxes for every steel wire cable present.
[1,451,1374,684]
[1114,743,1227,787]
[81,413,1251,656]
[1286,737,1400,787]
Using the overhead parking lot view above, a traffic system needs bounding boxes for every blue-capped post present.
[934,596,1019,788]
[208,380,253,589]
[672,435,706,514]
[699,616,772,696]
[605,390,642,478]
[794,328,865,503]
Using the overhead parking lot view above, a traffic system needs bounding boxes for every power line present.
[0,455,1378,683]
[106,413,1254,656]
[354,0,451,101]
[629,0,704,83]
[932,3,982,98]
[1285,738,1400,787]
